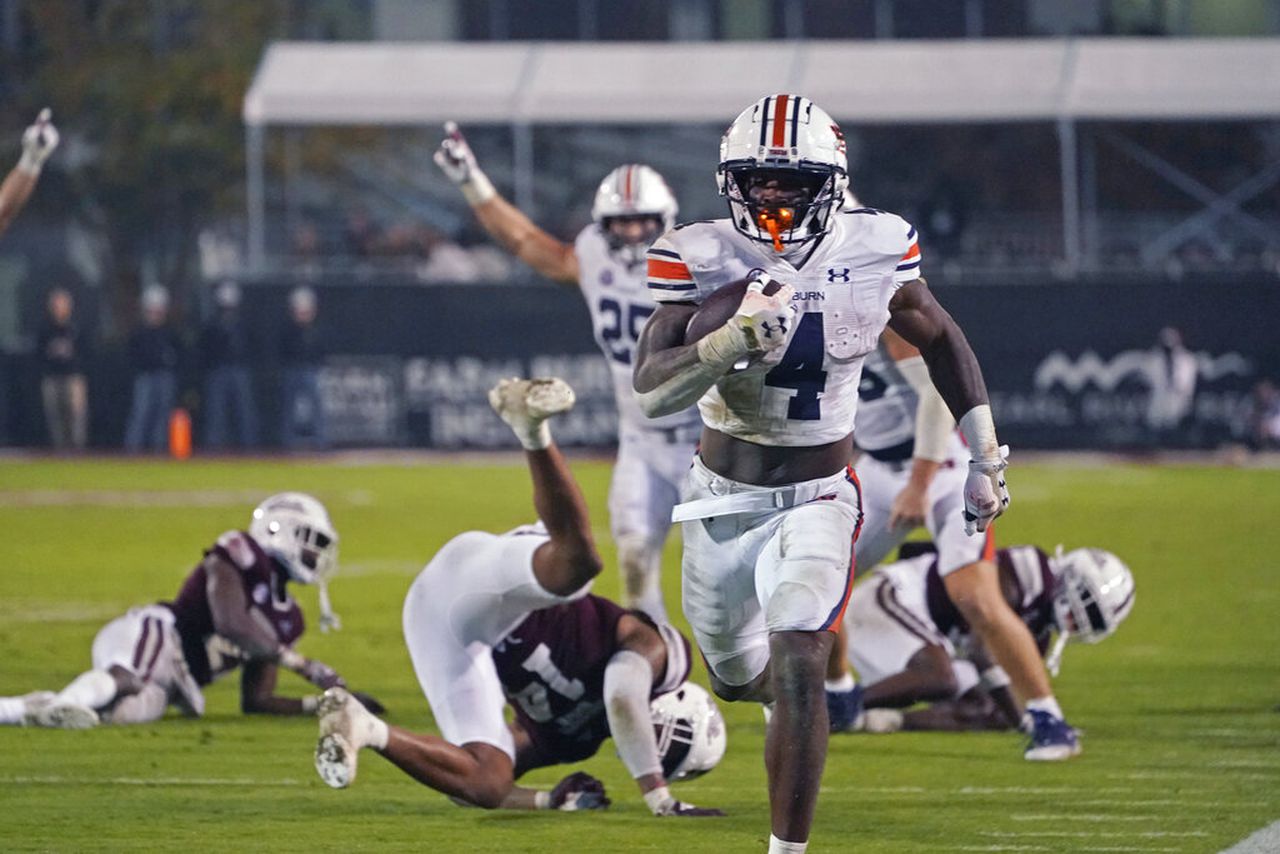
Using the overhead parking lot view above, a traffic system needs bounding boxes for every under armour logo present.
[827,267,851,283]
[761,318,788,339]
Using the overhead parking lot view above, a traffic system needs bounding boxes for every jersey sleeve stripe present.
[895,259,921,272]
[906,226,917,241]
[648,281,697,291]
[647,247,682,260]
[900,242,920,262]
[647,257,694,281]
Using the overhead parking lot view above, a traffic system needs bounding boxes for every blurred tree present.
[15,1,289,329]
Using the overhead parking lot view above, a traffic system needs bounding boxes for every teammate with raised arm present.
[824,326,1082,759]
[631,94,1009,853]
[0,109,58,237]
[314,378,723,818]
[842,542,1133,737]
[435,125,697,621]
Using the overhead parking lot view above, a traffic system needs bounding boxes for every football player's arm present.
[433,121,578,284]
[880,327,955,529]
[605,616,722,817]
[632,277,795,418]
[496,773,610,811]
[0,109,57,238]
[888,278,1008,534]
[963,637,1022,729]
[240,658,310,715]
[901,690,1013,732]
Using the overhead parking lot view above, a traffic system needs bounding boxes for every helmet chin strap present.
[317,580,341,633]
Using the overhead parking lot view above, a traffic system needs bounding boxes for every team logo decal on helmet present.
[249,492,342,631]
[592,164,679,267]
[1045,546,1135,675]
[717,94,849,252]
[650,681,727,782]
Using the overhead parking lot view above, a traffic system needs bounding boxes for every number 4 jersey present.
[646,211,921,447]
[575,225,701,434]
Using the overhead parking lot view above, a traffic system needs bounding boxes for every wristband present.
[643,785,675,816]
[534,790,551,810]
[981,665,1011,690]
[958,404,1000,462]
[301,695,319,714]
[461,170,496,206]
[277,647,306,671]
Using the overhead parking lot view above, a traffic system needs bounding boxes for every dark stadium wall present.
[2,277,1276,451]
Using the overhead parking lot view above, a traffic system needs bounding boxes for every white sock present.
[824,673,855,693]
[762,701,775,726]
[368,716,389,750]
[768,834,808,853]
[0,697,25,725]
[1026,696,1064,720]
[56,670,118,710]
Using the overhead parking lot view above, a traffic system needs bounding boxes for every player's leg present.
[756,497,859,851]
[928,482,1078,759]
[0,691,56,725]
[101,683,168,724]
[608,433,676,621]
[489,377,602,596]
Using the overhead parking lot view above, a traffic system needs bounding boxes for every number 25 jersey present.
[645,210,922,447]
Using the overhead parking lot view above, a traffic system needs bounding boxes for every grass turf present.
[0,456,1276,852]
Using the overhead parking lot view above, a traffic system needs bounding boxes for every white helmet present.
[650,682,727,782]
[717,94,849,252]
[249,492,342,631]
[591,164,678,267]
[1045,546,1135,675]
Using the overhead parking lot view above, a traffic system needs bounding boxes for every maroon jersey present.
[924,545,1057,649]
[492,594,691,764]
[164,530,305,685]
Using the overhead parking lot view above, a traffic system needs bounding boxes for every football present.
[683,273,786,343]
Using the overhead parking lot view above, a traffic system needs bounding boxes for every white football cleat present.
[315,687,382,789]
[26,701,100,730]
[488,377,576,450]
[20,691,56,712]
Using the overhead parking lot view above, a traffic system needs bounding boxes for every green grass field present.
[0,456,1276,853]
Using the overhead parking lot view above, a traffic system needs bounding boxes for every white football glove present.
[732,276,796,353]
[963,445,1010,536]
[432,121,495,205]
[18,108,58,175]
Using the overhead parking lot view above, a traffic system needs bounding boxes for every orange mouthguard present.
[756,208,795,252]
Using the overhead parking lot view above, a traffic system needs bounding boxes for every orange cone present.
[169,408,192,460]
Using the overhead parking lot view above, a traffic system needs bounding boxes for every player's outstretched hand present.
[963,445,1010,535]
[732,275,796,353]
[888,478,929,530]
[18,108,58,174]
[433,121,477,183]
[550,771,610,811]
[349,690,386,716]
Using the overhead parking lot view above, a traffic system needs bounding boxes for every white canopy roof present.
[244,37,1280,127]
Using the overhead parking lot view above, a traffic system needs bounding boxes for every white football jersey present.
[575,225,701,433]
[646,211,922,446]
[853,343,918,453]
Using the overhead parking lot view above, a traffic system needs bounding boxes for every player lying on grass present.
[835,542,1134,736]
[0,493,381,728]
[314,377,725,817]
[0,108,58,237]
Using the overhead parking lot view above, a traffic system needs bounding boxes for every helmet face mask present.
[718,94,849,252]
[591,164,678,267]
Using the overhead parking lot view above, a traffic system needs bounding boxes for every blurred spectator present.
[1248,380,1280,451]
[124,285,181,453]
[1145,326,1198,445]
[36,288,88,451]
[344,208,378,258]
[415,226,481,282]
[292,221,323,278]
[280,286,325,450]
[198,280,259,450]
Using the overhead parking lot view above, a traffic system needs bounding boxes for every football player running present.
[0,493,379,728]
[840,543,1134,738]
[314,378,724,817]
[435,124,698,621]
[0,109,58,237]
[823,327,1082,760]
[632,94,1009,854]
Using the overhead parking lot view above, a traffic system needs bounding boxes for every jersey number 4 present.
[599,298,654,366]
[765,312,828,420]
